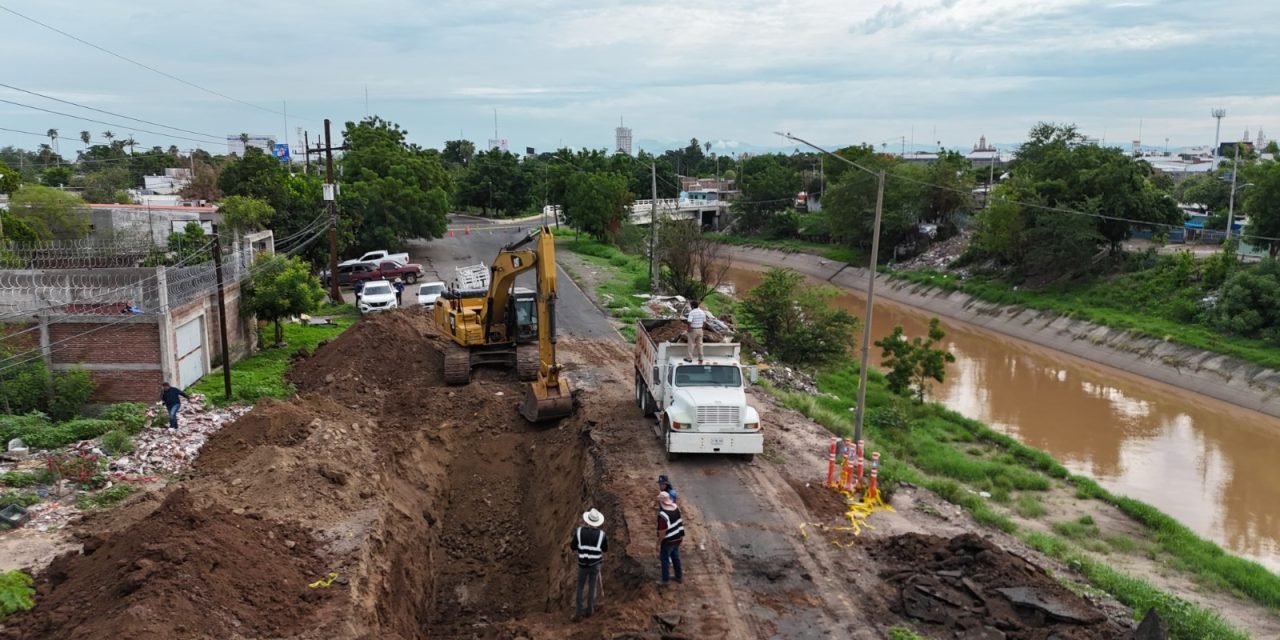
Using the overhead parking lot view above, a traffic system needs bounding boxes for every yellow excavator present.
[430,226,574,422]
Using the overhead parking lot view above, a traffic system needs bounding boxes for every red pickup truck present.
[346,260,425,286]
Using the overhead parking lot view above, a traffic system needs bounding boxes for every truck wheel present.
[405,273,418,284]
[740,454,756,463]
[664,420,679,461]
[634,372,644,409]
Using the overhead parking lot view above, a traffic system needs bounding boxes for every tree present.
[338,117,453,250]
[243,254,327,346]
[458,149,531,215]
[875,318,956,402]
[165,222,211,264]
[46,129,58,155]
[563,171,632,242]
[740,268,859,365]
[8,185,90,240]
[442,139,476,167]
[80,167,134,203]
[218,195,274,232]
[0,159,19,194]
[0,213,38,242]
[219,146,287,204]
[79,131,91,150]
[733,155,800,234]
[1213,259,1280,344]
[102,130,114,144]
[1266,141,1279,155]
[40,166,72,187]
[1243,160,1280,257]
[658,220,732,299]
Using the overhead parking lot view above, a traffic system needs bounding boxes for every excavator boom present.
[509,228,573,422]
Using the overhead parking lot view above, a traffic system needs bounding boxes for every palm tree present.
[46,129,59,156]
[102,130,114,144]
[37,143,52,167]
[125,136,137,156]
[80,130,91,150]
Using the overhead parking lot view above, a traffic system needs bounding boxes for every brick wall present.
[87,369,164,402]
[48,322,160,365]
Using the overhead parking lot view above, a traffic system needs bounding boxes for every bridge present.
[543,197,731,228]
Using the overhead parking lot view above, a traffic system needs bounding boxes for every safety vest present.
[660,507,685,543]
[576,527,605,566]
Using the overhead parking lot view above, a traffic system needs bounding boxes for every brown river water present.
[724,265,1280,571]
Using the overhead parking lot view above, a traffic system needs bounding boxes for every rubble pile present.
[110,396,251,475]
[898,228,974,272]
[871,533,1131,639]
[759,364,828,396]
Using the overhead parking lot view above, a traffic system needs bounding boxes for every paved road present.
[405,215,618,341]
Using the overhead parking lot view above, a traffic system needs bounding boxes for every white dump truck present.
[634,319,763,460]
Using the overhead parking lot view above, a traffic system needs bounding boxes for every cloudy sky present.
[1,0,1277,156]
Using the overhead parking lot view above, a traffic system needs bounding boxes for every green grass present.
[0,490,41,509]
[190,304,358,406]
[894,268,1280,370]
[0,471,50,488]
[75,484,139,510]
[887,627,926,640]
[1023,531,1250,640]
[558,236,654,340]
[1013,493,1048,518]
[708,233,865,265]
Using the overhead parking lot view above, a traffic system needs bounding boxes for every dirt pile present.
[2,488,334,640]
[870,533,1128,639]
[645,318,727,344]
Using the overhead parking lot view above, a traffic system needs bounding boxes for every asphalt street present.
[405,214,619,341]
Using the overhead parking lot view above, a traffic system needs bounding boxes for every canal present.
[725,264,1280,571]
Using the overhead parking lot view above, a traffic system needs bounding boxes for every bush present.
[0,490,40,509]
[101,430,134,455]
[741,268,859,365]
[100,402,148,434]
[0,570,35,619]
[48,368,95,422]
[0,412,52,448]
[0,359,50,416]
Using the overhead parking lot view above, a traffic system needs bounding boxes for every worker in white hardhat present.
[570,508,608,620]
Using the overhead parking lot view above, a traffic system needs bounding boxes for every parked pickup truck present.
[634,318,763,460]
[346,260,425,286]
[339,250,410,268]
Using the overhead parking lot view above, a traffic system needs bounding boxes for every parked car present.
[417,281,446,307]
[347,260,425,286]
[357,280,398,314]
[323,261,379,287]
[339,250,410,268]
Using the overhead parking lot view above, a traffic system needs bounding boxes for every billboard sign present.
[273,143,291,163]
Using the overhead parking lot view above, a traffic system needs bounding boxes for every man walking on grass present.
[570,508,608,620]
[160,382,190,430]
[657,492,684,586]
[684,300,706,363]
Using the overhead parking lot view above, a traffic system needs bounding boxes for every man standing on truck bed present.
[684,300,706,363]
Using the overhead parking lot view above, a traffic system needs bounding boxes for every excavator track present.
[516,347,538,382]
[443,345,471,385]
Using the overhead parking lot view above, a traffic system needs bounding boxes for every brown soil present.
[644,318,726,344]
[868,532,1129,639]
[1,488,335,640]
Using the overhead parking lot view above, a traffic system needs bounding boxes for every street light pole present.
[1226,143,1239,241]
[774,132,885,443]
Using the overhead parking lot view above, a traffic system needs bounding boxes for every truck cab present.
[635,319,763,459]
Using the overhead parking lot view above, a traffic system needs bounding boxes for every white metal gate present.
[175,316,206,388]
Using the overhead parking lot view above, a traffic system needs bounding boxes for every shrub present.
[741,268,859,365]
[101,430,134,456]
[0,490,40,509]
[0,412,52,448]
[0,570,35,619]
[100,402,148,434]
[48,368,96,422]
[0,360,50,416]
[76,484,138,510]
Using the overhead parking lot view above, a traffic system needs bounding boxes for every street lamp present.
[775,131,884,444]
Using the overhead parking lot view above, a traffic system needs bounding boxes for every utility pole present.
[210,225,232,401]
[309,119,349,303]
[650,162,659,292]
[776,131,885,444]
[1226,142,1240,242]
[303,131,311,175]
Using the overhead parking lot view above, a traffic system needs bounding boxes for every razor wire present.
[0,237,159,269]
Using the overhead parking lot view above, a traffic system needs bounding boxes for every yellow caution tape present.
[308,572,338,589]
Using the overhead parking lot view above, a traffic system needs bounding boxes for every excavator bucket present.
[520,375,574,423]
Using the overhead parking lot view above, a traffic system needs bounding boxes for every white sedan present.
[417,281,446,307]
[358,280,398,314]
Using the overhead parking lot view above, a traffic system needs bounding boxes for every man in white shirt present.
[684,301,707,363]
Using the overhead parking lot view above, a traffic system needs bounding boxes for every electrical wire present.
[0,3,287,119]
[0,83,221,139]
[0,98,222,145]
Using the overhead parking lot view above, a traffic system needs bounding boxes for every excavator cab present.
[431,227,573,423]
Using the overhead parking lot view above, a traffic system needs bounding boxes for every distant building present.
[679,177,736,193]
[141,168,193,196]
[226,135,275,157]
[488,139,509,152]
[966,135,1006,167]
[615,125,633,155]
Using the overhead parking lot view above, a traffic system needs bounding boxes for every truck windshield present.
[673,365,741,387]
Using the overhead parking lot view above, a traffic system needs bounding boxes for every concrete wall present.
[725,246,1280,419]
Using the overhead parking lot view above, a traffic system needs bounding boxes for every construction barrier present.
[825,436,838,487]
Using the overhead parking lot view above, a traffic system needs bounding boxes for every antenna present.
[1212,108,1226,157]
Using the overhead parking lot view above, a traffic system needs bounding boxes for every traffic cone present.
[449,229,455,237]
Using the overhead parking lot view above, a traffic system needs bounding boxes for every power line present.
[0,97,222,145]
[0,3,287,119]
[0,82,221,139]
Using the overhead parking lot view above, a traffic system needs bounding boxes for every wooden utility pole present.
[308,119,348,303]
[210,225,232,401]
[649,162,659,291]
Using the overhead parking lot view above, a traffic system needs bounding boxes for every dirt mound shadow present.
[870,533,1128,639]
[1,488,335,640]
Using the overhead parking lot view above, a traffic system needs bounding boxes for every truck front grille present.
[697,405,740,426]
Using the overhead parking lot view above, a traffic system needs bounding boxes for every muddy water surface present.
[726,265,1280,571]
